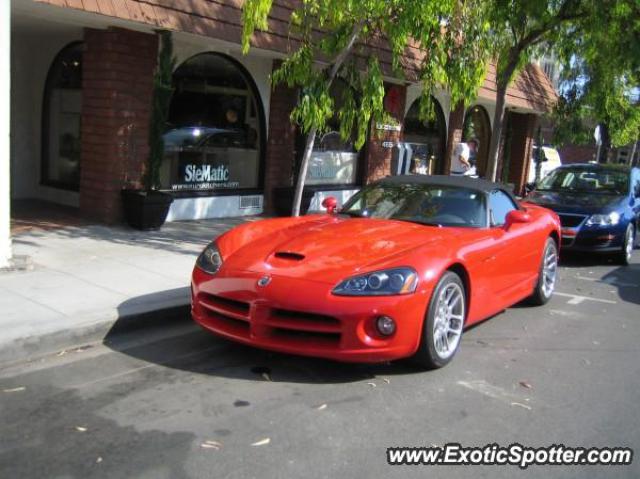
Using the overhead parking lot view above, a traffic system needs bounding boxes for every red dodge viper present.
[191,175,561,369]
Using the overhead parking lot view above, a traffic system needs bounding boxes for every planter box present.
[121,190,174,230]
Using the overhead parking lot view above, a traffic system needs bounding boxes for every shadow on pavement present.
[602,264,640,306]
[105,290,429,385]
[558,249,640,305]
[0,382,193,478]
[559,251,621,268]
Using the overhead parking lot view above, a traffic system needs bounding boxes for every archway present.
[403,96,447,174]
[462,105,491,177]
[162,52,266,192]
[41,41,84,190]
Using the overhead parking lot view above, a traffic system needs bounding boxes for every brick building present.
[2,0,556,265]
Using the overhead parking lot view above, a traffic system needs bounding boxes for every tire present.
[617,224,635,266]
[412,271,466,369]
[528,237,558,306]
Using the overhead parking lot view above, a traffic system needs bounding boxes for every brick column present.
[80,27,158,224]
[444,101,465,175]
[263,61,297,214]
[365,84,407,183]
[507,113,537,195]
[0,0,10,267]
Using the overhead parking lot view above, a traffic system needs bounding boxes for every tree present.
[241,0,490,216]
[552,1,640,157]
[483,0,588,182]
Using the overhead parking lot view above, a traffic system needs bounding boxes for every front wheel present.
[528,237,558,305]
[412,271,466,369]
[617,224,635,266]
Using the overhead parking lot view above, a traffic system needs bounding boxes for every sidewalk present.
[0,216,259,365]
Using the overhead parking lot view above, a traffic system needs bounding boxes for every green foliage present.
[487,0,585,88]
[241,0,272,54]
[144,31,176,190]
[554,0,640,147]
[482,0,591,180]
[241,0,490,150]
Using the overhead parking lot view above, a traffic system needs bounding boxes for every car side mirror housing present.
[504,210,531,230]
[322,196,338,214]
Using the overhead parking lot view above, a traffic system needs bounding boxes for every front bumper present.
[191,267,430,363]
[560,224,626,252]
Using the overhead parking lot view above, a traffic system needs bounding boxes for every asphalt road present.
[1,253,639,479]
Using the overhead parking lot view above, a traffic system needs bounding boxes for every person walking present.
[450,138,479,176]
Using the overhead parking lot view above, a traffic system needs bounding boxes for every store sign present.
[184,164,230,183]
[171,163,240,191]
[306,152,357,185]
[375,123,402,132]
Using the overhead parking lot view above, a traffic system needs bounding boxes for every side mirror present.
[322,196,338,214]
[504,209,531,230]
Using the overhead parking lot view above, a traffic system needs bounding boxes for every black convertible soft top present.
[377,174,517,201]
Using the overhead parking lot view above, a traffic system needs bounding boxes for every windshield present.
[537,168,629,195]
[341,183,487,227]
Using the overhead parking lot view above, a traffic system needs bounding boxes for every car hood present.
[525,190,626,214]
[222,217,456,284]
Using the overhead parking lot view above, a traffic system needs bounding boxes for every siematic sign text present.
[184,164,229,182]
[172,164,240,190]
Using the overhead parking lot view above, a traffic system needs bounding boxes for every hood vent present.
[274,252,305,261]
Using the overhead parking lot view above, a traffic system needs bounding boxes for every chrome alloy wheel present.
[541,243,558,298]
[432,283,465,359]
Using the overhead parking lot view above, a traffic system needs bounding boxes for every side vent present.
[239,196,262,209]
[274,252,305,261]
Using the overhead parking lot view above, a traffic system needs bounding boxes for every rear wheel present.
[617,224,635,266]
[413,271,465,369]
[528,237,558,305]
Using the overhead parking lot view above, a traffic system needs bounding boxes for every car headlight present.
[196,242,223,274]
[586,212,620,226]
[332,267,418,296]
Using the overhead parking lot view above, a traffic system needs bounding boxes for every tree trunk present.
[290,22,364,216]
[486,82,508,182]
[291,126,318,216]
[628,139,638,166]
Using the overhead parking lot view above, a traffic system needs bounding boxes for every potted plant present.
[122,30,175,230]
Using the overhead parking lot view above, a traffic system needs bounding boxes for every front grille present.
[265,308,342,346]
[271,328,341,345]
[558,214,587,228]
[199,293,250,316]
[269,309,341,331]
[195,294,343,348]
[561,236,575,247]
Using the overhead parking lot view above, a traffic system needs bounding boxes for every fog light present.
[376,315,396,336]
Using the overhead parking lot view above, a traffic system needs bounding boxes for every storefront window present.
[403,97,447,175]
[463,105,491,177]
[303,80,359,186]
[162,53,264,192]
[41,42,83,190]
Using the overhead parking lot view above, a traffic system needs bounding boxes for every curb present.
[0,302,191,370]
